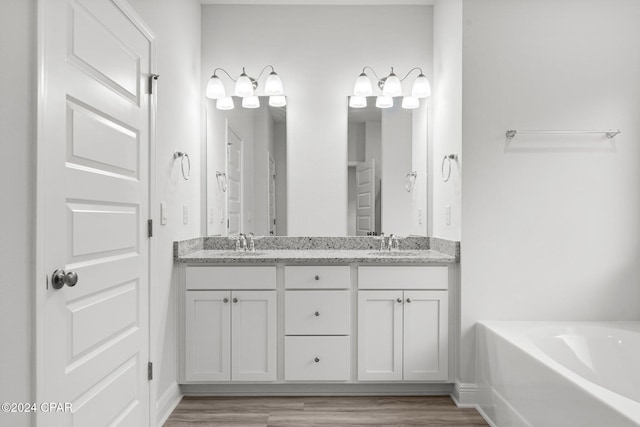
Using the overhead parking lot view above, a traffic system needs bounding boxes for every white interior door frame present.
[35,0,158,425]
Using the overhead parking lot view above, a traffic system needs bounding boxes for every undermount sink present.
[368,250,423,256]
[219,251,265,256]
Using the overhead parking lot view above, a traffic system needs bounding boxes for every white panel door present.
[268,155,276,235]
[357,291,403,381]
[185,291,231,382]
[226,126,243,236]
[231,291,277,381]
[403,290,449,381]
[39,0,152,425]
[355,158,376,236]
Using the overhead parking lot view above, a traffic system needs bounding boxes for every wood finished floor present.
[164,396,488,426]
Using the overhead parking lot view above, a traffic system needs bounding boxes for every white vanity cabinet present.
[184,266,277,382]
[357,266,449,381]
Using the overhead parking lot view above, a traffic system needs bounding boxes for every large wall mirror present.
[348,97,428,236]
[205,97,287,236]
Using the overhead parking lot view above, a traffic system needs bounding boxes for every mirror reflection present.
[206,96,287,236]
[348,96,427,236]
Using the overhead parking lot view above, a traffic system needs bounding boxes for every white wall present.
[460,0,640,385]
[202,5,433,235]
[432,0,462,240]
[0,1,35,426]
[127,0,202,423]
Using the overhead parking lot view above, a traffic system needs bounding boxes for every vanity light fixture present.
[351,66,431,109]
[206,65,286,110]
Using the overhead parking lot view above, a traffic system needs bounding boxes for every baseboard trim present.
[181,383,454,396]
[156,382,182,427]
[450,381,478,408]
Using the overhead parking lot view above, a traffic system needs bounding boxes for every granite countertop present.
[175,248,456,264]
[173,236,459,264]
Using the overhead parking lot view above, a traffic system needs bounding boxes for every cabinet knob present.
[406,298,412,303]
[396,298,402,303]
[314,311,320,317]
[314,275,320,281]
[223,298,229,303]
[314,357,320,363]
[233,297,238,303]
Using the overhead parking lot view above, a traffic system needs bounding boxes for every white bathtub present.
[476,321,640,427]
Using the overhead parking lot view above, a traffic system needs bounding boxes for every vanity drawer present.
[284,266,350,289]
[186,266,276,290]
[285,291,350,335]
[358,266,448,290]
[284,336,350,381]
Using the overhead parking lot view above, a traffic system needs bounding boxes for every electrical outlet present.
[183,205,188,225]
[160,202,168,225]
[444,205,451,226]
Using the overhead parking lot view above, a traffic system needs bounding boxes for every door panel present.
[185,291,231,381]
[231,291,277,381]
[357,290,403,381]
[40,0,152,425]
[403,290,448,381]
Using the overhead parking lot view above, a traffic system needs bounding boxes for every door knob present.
[314,275,320,280]
[406,298,412,303]
[233,297,238,303]
[51,269,78,290]
[314,311,320,317]
[314,357,320,363]
[223,298,229,303]
[396,298,402,303]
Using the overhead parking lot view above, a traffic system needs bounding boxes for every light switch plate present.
[160,202,168,225]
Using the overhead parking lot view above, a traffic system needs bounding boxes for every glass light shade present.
[411,74,431,98]
[401,96,419,109]
[242,96,260,109]
[382,73,402,97]
[206,76,226,99]
[234,73,254,97]
[269,95,287,107]
[375,95,393,108]
[353,73,373,96]
[216,96,234,110]
[264,72,284,95]
[349,96,367,108]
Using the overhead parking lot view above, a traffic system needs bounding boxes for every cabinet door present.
[231,290,277,381]
[185,291,231,381]
[403,290,448,381]
[357,290,403,381]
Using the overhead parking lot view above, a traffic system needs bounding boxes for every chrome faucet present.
[237,233,247,251]
[378,233,386,251]
[247,232,255,252]
[387,234,396,250]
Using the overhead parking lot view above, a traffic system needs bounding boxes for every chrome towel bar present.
[506,129,621,140]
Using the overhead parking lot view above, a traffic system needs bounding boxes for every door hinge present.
[148,219,153,237]
[148,362,153,380]
[148,74,159,94]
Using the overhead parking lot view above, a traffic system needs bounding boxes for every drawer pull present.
[314,311,320,317]
[233,297,238,303]
[314,357,320,363]
[396,298,402,303]
[314,275,320,280]
[406,298,412,303]
[223,298,229,303]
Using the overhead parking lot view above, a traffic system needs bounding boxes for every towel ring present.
[405,171,417,192]
[441,154,457,182]
[174,151,190,180]
[216,171,228,192]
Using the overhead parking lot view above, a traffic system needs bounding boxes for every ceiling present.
[201,0,434,5]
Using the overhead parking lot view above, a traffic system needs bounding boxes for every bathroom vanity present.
[174,237,459,395]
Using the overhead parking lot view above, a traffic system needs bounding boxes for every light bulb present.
[353,73,373,97]
[382,72,402,97]
[269,95,286,107]
[401,96,419,109]
[216,96,234,110]
[242,96,260,109]
[375,96,393,108]
[264,71,284,95]
[411,74,431,98]
[349,96,367,108]
[206,75,226,99]
[234,69,254,97]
